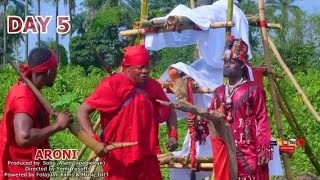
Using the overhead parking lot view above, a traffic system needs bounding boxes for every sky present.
[16,0,320,61]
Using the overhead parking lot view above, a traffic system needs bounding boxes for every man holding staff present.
[0,47,73,179]
[77,45,179,180]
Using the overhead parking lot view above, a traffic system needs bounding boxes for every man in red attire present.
[0,48,73,180]
[209,36,272,180]
[77,45,178,180]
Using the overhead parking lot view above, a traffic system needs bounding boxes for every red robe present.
[0,83,50,180]
[209,81,271,180]
[85,73,171,178]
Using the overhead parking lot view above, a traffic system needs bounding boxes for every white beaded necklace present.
[225,77,246,109]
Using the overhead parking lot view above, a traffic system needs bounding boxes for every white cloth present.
[145,0,252,69]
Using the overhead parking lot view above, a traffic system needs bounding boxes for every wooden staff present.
[63,116,102,180]
[0,47,138,158]
[156,99,238,179]
[87,43,112,75]
[158,154,213,165]
[257,1,293,179]
[268,37,320,124]
[274,79,320,175]
[85,157,101,180]
[119,21,235,37]
[160,163,213,169]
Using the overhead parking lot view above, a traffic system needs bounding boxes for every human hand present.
[166,137,178,151]
[55,112,73,131]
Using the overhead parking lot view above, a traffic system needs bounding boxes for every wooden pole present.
[141,15,282,29]
[268,37,320,124]
[160,163,213,169]
[157,99,238,179]
[87,43,112,74]
[274,80,320,175]
[257,0,293,179]
[226,0,234,37]
[140,0,148,44]
[63,116,102,180]
[247,16,282,29]
[85,157,101,180]
[120,21,235,37]
[190,0,196,9]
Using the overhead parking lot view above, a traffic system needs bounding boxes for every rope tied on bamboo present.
[258,20,268,28]
[144,27,160,33]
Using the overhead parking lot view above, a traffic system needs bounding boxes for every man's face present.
[223,58,245,78]
[126,65,150,84]
[45,67,58,87]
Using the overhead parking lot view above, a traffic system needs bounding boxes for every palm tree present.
[66,0,75,38]
[1,0,8,65]
[70,12,86,36]
[266,0,301,43]
[24,0,28,61]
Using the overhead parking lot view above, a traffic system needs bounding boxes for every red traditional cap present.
[121,45,150,67]
[222,35,248,63]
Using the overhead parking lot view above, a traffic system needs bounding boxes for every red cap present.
[121,45,150,67]
[222,35,248,63]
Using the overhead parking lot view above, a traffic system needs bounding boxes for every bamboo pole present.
[257,1,293,179]
[247,16,282,29]
[274,80,320,175]
[85,157,101,180]
[190,0,195,9]
[268,37,320,124]
[140,0,148,44]
[63,116,102,180]
[120,21,234,37]
[141,15,282,29]
[226,0,234,37]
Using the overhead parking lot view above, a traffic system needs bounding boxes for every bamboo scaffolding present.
[257,1,293,179]
[140,15,282,30]
[268,37,320,124]
[274,80,320,175]
[120,21,235,36]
